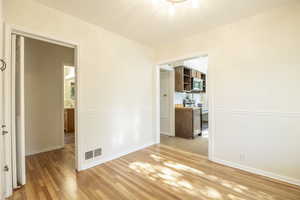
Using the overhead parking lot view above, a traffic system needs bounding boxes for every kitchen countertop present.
[175,105,209,113]
[175,106,201,110]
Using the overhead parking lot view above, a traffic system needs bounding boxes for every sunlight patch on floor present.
[129,161,223,198]
[164,160,205,176]
[144,153,275,200]
[228,194,246,200]
[200,186,223,199]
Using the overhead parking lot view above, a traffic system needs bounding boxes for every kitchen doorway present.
[158,56,209,157]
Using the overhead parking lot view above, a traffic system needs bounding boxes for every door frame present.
[3,24,82,197]
[155,53,214,160]
[0,17,5,200]
[159,67,175,137]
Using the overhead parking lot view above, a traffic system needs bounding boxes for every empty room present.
[0,0,300,200]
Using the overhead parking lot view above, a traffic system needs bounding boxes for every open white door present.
[0,0,8,197]
[11,34,26,188]
[0,17,5,200]
[2,24,13,198]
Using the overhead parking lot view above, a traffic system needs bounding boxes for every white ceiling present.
[35,0,296,47]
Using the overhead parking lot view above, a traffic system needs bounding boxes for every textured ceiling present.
[35,0,296,47]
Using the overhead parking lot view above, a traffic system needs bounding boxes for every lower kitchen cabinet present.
[175,107,202,139]
[64,108,75,133]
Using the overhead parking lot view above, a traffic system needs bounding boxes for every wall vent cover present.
[94,148,102,157]
[85,151,94,160]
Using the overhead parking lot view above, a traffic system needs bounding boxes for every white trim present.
[3,22,13,197]
[17,35,26,186]
[3,24,82,197]
[10,34,17,188]
[212,157,300,187]
[158,52,207,66]
[156,66,176,143]
[207,56,214,161]
[160,132,173,136]
[160,64,174,71]
[9,24,76,49]
[0,18,5,199]
[61,65,65,148]
[215,107,300,117]
[74,47,81,170]
[26,145,64,156]
[159,69,175,137]
[81,142,157,171]
[155,66,161,144]
[169,70,175,137]
[11,34,26,188]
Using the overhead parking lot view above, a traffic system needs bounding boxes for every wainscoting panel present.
[213,108,300,184]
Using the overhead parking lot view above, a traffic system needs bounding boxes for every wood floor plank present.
[8,144,300,200]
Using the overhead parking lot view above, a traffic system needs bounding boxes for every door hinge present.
[1,125,8,135]
[2,130,8,135]
[4,165,9,172]
[0,59,7,72]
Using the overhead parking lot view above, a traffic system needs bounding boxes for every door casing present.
[155,54,213,161]
[11,34,26,188]
[3,24,82,198]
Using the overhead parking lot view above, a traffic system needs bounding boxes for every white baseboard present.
[80,141,157,171]
[160,132,174,136]
[212,157,300,187]
[26,145,64,156]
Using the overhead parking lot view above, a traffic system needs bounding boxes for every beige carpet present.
[160,130,208,156]
[64,132,75,144]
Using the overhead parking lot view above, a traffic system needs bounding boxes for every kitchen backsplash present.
[175,92,207,108]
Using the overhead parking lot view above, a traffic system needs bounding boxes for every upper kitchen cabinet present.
[191,69,202,79]
[201,73,206,93]
[175,66,192,92]
[175,66,184,92]
[175,66,206,93]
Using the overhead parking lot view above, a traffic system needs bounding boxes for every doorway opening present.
[159,56,209,157]
[11,35,77,189]
[64,66,76,146]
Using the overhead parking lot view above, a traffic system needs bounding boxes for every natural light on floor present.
[128,153,275,200]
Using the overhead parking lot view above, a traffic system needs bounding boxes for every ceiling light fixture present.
[165,0,199,16]
[167,0,188,3]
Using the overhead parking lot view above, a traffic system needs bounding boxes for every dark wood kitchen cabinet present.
[64,108,75,133]
[175,107,202,139]
[191,69,202,79]
[175,66,194,92]
[175,66,192,92]
[175,66,185,92]
[175,66,206,93]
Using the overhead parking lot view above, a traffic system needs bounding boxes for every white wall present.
[4,0,156,169]
[24,38,74,155]
[156,2,300,185]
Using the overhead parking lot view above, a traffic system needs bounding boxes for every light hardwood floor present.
[9,144,300,200]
